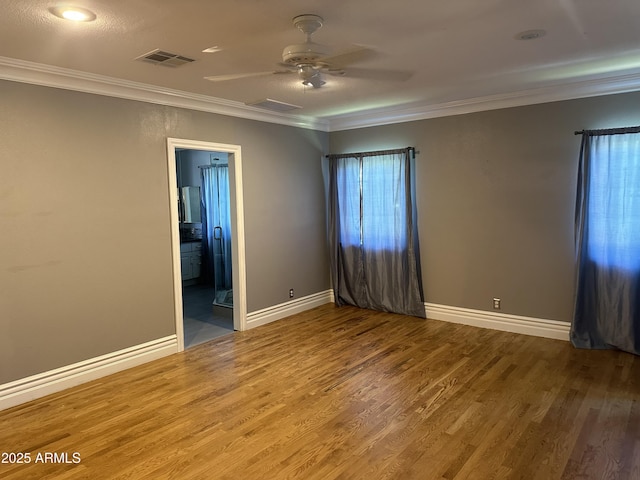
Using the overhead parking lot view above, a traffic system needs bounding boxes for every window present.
[586,133,640,270]
[335,153,407,250]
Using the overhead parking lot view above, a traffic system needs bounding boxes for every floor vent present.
[245,99,302,112]
[136,49,195,67]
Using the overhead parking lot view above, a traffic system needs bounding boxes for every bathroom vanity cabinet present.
[180,241,202,281]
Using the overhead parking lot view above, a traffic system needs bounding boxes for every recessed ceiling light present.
[49,6,97,22]
[202,46,223,53]
[515,29,546,41]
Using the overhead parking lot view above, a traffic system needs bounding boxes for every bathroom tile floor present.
[182,283,234,349]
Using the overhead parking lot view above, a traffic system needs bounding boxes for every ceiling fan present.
[204,14,412,89]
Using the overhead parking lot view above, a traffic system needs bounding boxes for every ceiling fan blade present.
[317,45,378,68]
[326,67,414,82]
[204,70,291,82]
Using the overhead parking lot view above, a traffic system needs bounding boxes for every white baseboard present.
[246,290,334,329]
[425,303,570,341]
[0,335,178,411]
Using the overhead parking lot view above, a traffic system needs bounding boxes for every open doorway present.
[167,139,247,352]
[179,149,232,347]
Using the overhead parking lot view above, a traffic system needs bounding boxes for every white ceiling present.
[2,0,640,129]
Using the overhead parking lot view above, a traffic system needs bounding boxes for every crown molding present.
[326,71,640,131]
[2,56,639,133]
[0,56,330,132]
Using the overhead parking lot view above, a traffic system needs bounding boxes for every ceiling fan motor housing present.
[282,42,330,65]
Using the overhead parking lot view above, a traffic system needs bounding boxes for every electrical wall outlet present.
[289,288,294,298]
[493,298,501,310]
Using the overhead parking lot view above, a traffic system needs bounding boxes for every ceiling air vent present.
[245,99,302,113]
[136,49,195,67]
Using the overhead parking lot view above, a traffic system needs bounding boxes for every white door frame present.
[166,138,247,352]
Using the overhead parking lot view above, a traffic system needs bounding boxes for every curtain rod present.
[325,147,416,159]
[575,126,640,136]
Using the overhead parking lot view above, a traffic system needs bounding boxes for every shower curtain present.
[201,165,232,297]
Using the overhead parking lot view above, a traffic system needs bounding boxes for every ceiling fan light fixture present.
[302,77,326,88]
[298,65,325,88]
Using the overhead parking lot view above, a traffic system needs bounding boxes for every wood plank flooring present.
[1,304,639,479]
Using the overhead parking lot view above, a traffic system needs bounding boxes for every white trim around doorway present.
[166,138,248,352]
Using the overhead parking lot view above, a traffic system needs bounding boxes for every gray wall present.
[3,76,639,386]
[329,92,640,323]
[0,80,330,384]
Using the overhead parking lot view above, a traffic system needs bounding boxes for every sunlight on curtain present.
[335,156,361,247]
[336,153,407,250]
[587,134,640,271]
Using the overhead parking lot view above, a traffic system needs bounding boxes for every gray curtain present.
[328,147,425,317]
[571,127,640,355]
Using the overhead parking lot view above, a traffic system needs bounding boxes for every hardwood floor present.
[1,304,639,479]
